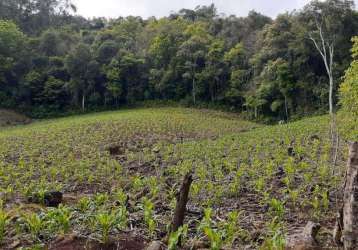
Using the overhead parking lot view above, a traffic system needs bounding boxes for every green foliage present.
[0,107,354,248]
[0,2,358,242]
[142,197,156,236]
[46,205,72,234]
[114,189,128,206]
[0,20,25,57]
[77,197,91,213]
[261,218,286,250]
[198,208,223,250]
[340,36,358,117]
[0,20,26,88]
[0,205,9,244]
[95,210,117,243]
[105,59,123,105]
[168,225,188,250]
[204,227,223,250]
[221,211,245,245]
[268,198,285,219]
[0,1,356,119]
[23,213,45,241]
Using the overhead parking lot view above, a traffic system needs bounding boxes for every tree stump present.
[333,208,343,246]
[285,221,321,250]
[342,142,358,249]
[170,172,193,233]
[146,241,164,250]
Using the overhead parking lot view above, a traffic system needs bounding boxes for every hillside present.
[0,108,354,249]
[1,1,357,122]
[0,109,31,127]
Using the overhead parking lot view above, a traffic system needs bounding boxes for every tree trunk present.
[329,74,334,115]
[342,142,358,249]
[309,26,335,115]
[210,82,215,103]
[284,95,289,121]
[192,76,196,105]
[82,94,85,112]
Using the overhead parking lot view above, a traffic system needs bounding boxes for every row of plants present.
[0,108,353,248]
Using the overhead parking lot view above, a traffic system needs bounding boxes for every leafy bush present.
[340,36,358,117]
[339,36,358,140]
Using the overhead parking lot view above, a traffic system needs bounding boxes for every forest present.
[0,0,357,120]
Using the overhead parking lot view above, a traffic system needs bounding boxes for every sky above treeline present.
[72,0,358,18]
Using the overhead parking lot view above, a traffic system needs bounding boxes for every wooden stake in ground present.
[342,142,358,249]
[170,172,193,233]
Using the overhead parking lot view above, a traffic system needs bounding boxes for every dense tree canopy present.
[0,0,357,119]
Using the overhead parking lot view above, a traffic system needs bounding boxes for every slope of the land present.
[0,108,354,249]
[0,109,31,127]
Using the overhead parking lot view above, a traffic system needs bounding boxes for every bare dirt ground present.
[0,109,31,127]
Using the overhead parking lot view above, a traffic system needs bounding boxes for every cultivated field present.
[0,108,354,249]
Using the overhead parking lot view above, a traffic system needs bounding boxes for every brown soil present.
[0,109,31,127]
[49,234,147,250]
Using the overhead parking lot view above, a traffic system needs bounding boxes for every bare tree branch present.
[308,12,335,115]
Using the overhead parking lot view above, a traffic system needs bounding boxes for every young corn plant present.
[204,227,223,250]
[288,188,299,209]
[47,205,72,234]
[95,211,117,244]
[310,185,326,218]
[191,182,201,198]
[24,213,45,241]
[254,177,265,193]
[142,197,156,237]
[115,189,128,206]
[146,176,159,198]
[168,224,188,250]
[115,206,128,230]
[260,217,286,250]
[269,198,285,219]
[0,207,9,244]
[310,196,321,219]
[132,175,145,193]
[199,208,223,250]
[77,197,91,213]
[221,211,241,246]
[94,193,109,207]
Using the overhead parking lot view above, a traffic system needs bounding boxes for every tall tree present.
[224,43,248,106]
[0,20,27,107]
[0,0,76,34]
[105,59,123,106]
[65,43,94,111]
[305,0,355,115]
[177,22,212,104]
